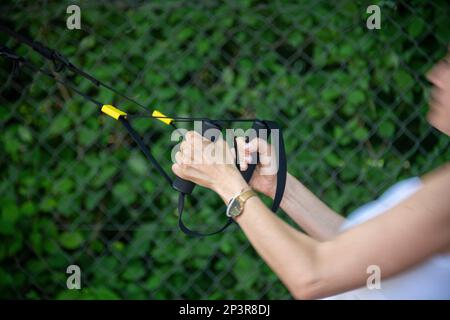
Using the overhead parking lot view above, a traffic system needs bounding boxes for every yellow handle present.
[152,110,173,125]
[101,105,127,120]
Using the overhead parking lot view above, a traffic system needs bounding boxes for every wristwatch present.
[226,188,257,218]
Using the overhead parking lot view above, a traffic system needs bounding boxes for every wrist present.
[214,169,249,203]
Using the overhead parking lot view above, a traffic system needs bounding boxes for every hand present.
[235,137,278,199]
[172,131,249,203]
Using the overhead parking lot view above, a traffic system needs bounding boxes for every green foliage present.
[0,0,449,299]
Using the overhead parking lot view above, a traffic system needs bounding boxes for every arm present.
[280,173,344,240]
[173,133,450,299]
[216,163,450,299]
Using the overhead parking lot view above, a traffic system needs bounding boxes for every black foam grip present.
[172,177,196,194]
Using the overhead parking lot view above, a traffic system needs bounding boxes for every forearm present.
[281,173,345,240]
[219,165,450,299]
[215,175,323,298]
[235,196,323,299]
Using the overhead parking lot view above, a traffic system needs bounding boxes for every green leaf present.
[53,178,75,195]
[21,201,37,217]
[122,261,146,281]
[112,182,137,206]
[18,126,33,143]
[127,153,148,175]
[91,165,118,188]
[79,36,96,51]
[408,18,425,37]
[288,31,304,47]
[394,70,414,90]
[222,67,234,85]
[378,121,396,138]
[91,287,120,300]
[177,27,194,42]
[325,152,343,167]
[48,115,71,137]
[2,202,19,224]
[353,126,369,141]
[59,231,84,250]
[347,90,365,105]
[78,127,97,146]
[322,87,340,101]
[339,44,353,59]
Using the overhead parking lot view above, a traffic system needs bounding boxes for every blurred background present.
[0,0,449,299]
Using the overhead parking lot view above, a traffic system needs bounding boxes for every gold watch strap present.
[238,189,257,203]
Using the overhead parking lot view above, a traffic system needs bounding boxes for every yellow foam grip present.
[101,105,127,120]
[152,110,173,125]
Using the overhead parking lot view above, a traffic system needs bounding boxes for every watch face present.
[227,198,242,217]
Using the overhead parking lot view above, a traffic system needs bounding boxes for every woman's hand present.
[172,131,249,203]
[235,137,278,199]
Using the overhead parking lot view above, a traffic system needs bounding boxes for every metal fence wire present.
[1,0,449,299]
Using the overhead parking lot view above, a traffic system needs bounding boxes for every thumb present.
[246,137,270,156]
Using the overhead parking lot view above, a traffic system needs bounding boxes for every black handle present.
[172,120,222,194]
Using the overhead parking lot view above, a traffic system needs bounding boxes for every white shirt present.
[325,177,450,300]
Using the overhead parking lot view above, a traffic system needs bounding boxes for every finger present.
[180,140,196,160]
[259,153,273,166]
[179,141,185,154]
[172,163,195,180]
[235,137,248,170]
[184,130,196,142]
[179,141,187,157]
[175,151,184,165]
[173,150,198,175]
[191,130,211,143]
[246,137,270,155]
[172,163,183,177]
[230,147,237,162]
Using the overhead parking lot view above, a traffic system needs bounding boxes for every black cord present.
[0,24,150,113]
[0,45,103,108]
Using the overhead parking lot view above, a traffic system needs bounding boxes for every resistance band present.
[0,25,287,237]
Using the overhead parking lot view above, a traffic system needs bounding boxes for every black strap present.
[264,121,287,212]
[0,33,288,237]
[177,193,234,237]
[0,45,105,108]
[0,24,151,113]
[119,117,173,186]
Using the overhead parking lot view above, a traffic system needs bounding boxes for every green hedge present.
[0,0,449,299]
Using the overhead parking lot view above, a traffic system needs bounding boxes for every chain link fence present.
[1,0,449,299]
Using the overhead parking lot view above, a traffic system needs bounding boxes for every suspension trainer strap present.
[177,193,234,237]
[0,24,151,112]
[118,116,173,186]
[0,45,105,108]
[264,121,287,212]
[1,39,287,237]
[0,45,173,188]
